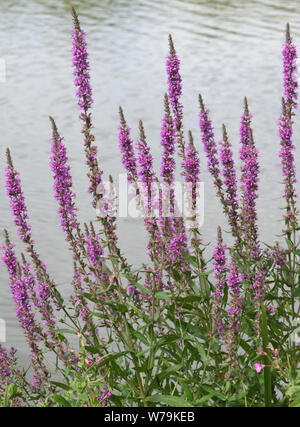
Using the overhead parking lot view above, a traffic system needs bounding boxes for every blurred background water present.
[1,0,300,364]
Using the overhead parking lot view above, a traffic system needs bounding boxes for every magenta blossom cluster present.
[166,35,183,129]
[160,94,176,186]
[198,95,221,181]
[5,150,31,243]
[136,121,156,214]
[118,107,138,183]
[283,24,298,109]
[219,125,239,236]
[239,99,260,256]
[71,20,93,112]
[50,120,78,237]
[278,102,296,193]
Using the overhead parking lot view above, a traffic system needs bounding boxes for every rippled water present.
[1,0,300,362]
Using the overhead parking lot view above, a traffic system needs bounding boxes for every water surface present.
[1,0,300,361]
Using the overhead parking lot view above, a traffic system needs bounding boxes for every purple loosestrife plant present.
[2,12,300,407]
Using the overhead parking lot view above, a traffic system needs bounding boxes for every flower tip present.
[71,6,81,31]
[217,225,222,241]
[286,23,291,44]
[3,229,10,245]
[6,148,13,169]
[139,120,146,140]
[119,106,125,124]
[244,96,249,115]
[198,94,205,112]
[222,123,228,141]
[168,34,175,55]
[49,116,58,133]
[188,130,194,147]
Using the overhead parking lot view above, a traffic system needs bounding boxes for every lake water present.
[1,0,300,362]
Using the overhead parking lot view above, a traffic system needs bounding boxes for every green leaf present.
[52,394,71,407]
[146,395,193,407]
[51,381,70,392]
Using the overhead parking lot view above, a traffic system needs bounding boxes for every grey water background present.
[1,0,300,364]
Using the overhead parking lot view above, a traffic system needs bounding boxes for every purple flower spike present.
[183,131,200,185]
[283,24,298,110]
[118,107,138,183]
[5,149,32,243]
[136,121,155,214]
[72,7,103,208]
[198,95,221,185]
[160,94,176,186]
[278,98,298,230]
[183,131,200,212]
[71,8,93,112]
[50,117,79,238]
[219,125,239,238]
[239,98,260,256]
[166,35,183,129]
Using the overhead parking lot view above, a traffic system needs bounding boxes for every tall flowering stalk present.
[219,125,240,239]
[239,98,260,257]
[198,95,222,189]
[166,35,185,159]
[283,23,298,112]
[136,120,156,216]
[118,107,138,184]
[211,227,227,338]
[71,8,103,205]
[278,24,299,326]
[278,99,298,231]
[50,117,79,238]
[199,95,236,235]
[5,149,31,243]
[279,25,298,232]
[183,131,200,212]
[160,93,176,217]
